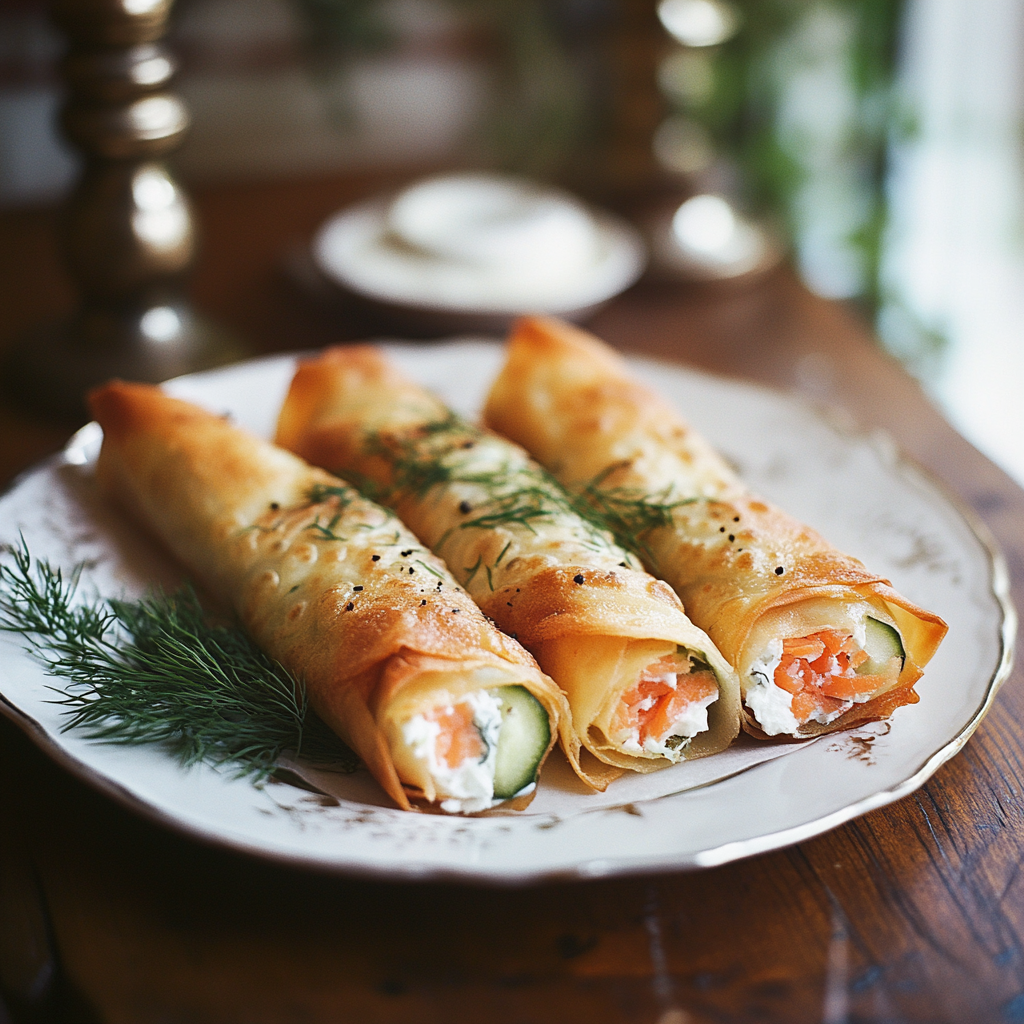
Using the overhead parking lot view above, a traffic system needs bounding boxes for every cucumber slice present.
[857,617,906,676]
[492,685,551,799]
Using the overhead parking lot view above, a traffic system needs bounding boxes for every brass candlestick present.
[4,0,241,422]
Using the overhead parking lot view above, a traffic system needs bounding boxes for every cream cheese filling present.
[401,690,503,813]
[745,613,872,736]
[613,668,719,760]
[745,639,801,736]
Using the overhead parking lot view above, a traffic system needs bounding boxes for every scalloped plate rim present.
[0,344,1013,885]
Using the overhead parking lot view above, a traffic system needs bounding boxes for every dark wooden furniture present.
[1,172,1021,1024]
[3,0,239,422]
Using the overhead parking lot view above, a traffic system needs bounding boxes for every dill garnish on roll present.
[89,381,570,813]
[483,317,947,739]
[275,347,740,786]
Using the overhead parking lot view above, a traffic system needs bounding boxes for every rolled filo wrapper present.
[483,316,948,739]
[275,347,741,787]
[89,381,571,814]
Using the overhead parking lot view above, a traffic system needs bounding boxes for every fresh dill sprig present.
[362,414,617,551]
[362,411,463,501]
[460,483,574,533]
[573,465,707,560]
[0,539,358,780]
[305,482,355,507]
[307,511,347,542]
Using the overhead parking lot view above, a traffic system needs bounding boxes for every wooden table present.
[1,173,1021,1024]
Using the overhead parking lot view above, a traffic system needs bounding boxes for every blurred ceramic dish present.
[0,343,1012,883]
[312,174,647,334]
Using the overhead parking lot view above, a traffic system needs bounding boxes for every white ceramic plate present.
[0,343,1013,883]
[314,199,647,315]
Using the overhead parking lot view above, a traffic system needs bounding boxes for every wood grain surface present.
[0,173,1021,1024]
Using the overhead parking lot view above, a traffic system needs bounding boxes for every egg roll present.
[275,347,741,786]
[89,381,570,813]
[483,317,948,739]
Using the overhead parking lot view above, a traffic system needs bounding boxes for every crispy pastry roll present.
[483,317,948,739]
[89,381,571,814]
[275,347,741,786]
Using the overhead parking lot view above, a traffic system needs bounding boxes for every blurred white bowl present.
[311,173,647,334]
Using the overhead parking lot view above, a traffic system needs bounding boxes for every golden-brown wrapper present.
[89,381,567,811]
[483,316,948,738]
[275,347,741,784]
